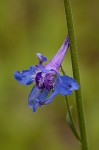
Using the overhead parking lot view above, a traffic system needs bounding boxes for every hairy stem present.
[64,0,88,149]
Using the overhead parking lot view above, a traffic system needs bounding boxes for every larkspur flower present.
[14,36,79,112]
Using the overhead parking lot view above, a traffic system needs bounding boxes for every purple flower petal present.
[45,36,69,71]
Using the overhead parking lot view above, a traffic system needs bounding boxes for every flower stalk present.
[64,0,88,149]
[60,65,81,142]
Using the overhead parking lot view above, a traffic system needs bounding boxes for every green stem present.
[64,0,88,149]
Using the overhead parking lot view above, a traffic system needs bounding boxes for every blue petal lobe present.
[55,75,79,96]
[44,89,58,104]
[60,76,79,90]
[28,86,50,111]
[56,83,72,96]
[38,90,49,102]
[14,66,36,85]
[32,99,41,112]
[28,86,41,111]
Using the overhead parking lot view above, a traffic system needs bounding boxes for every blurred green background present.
[0,0,99,150]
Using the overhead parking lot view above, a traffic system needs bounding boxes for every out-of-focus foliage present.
[0,0,99,150]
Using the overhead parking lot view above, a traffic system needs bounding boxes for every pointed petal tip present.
[14,71,20,80]
[36,53,47,64]
[32,107,36,112]
[64,35,70,46]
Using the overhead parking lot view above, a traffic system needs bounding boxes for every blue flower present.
[14,36,79,112]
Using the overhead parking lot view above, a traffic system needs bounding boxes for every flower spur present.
[14,36,79,112]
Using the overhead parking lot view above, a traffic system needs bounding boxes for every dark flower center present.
[35,71,57,91]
